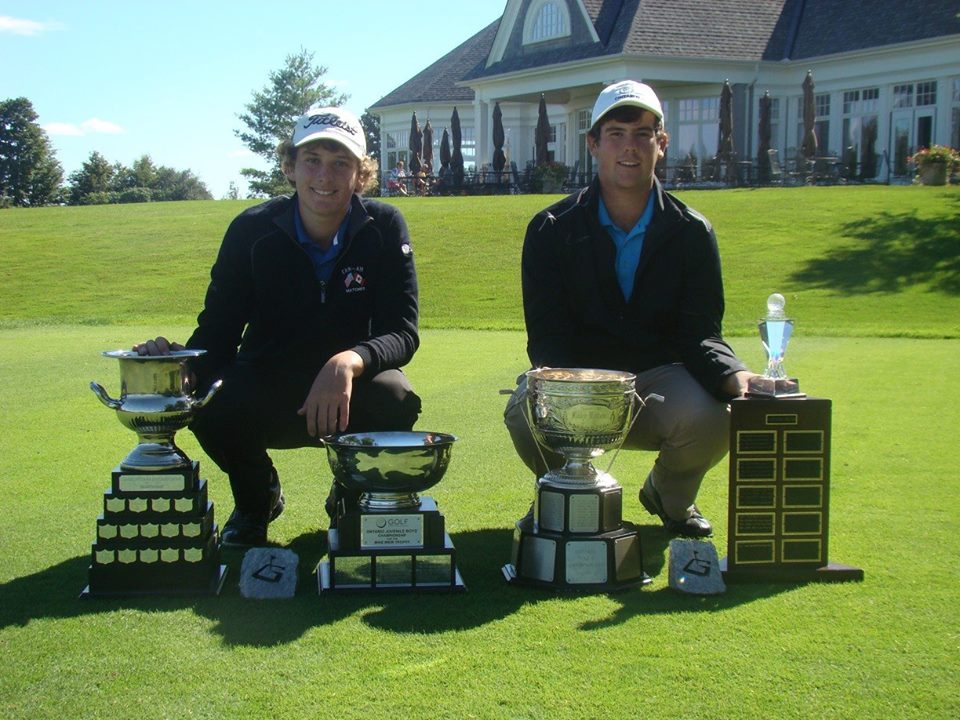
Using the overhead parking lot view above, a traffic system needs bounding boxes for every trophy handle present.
[190,379,222,410]
[90,381,122,410]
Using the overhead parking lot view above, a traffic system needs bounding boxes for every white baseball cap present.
[591,80,664,127]
[291,106,366,159]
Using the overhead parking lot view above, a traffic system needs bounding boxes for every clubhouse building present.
[371,0,960,184]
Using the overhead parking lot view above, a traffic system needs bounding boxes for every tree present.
[235,48,348,197]
[360,110,381,166]
[67,151,114,204]
[0,97,64,206]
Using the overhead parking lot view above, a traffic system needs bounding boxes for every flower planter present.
[919,163,947,186]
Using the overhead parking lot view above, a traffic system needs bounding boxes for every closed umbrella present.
[717,80,736,183]
[800,71,818,163]
[492,102,506,181]
[535,94,550,166]
[451,106,464,189]
[422,120,434,173]
[757,91,772,184]
[408,111,423,176]
[439,128,451,171]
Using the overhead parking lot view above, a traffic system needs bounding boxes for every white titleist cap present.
[591,80,664,127]
[291,106,366,159]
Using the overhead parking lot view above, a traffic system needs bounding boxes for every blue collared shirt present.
[294,202,351,283]
[598,192,655,301]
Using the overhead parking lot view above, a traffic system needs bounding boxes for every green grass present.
[2,186,958,336]
[1,187,959,719]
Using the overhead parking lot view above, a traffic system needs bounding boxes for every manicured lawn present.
[0,186,957,719]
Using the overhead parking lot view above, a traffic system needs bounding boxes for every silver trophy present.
[747,294,804,398]
[90,350,221,471]
[318,431,465,592]
[503,368,655,591]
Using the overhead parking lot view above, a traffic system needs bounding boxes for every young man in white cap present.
[504,81,755,537]
[137,106,421,547]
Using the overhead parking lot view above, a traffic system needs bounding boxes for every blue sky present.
[1,1,504,198]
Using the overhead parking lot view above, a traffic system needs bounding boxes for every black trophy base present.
[719,557,864,583]
[503,515,650,593]
[317,496,465,593]
[81,564,228,598]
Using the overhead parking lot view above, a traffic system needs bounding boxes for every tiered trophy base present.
[317,497,466,593]
[503,478,650,592]
[81,461,226,598]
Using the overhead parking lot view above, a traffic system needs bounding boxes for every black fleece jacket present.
[186,193,419,388]
[521,178,745,400]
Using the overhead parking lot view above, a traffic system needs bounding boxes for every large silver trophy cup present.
[503,368,653,591]
[83,349,226,598]
[91,350,220,471]
[317,431,465,592]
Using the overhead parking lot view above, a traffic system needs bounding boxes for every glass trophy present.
[746,293,804,398]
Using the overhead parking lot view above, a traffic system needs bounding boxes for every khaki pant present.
[503,364,730,521]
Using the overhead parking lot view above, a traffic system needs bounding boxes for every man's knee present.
[349,369,422,431]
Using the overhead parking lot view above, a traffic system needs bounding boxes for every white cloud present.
[81,118,123,134]
[43,118,125,137]
[0,16,59,36]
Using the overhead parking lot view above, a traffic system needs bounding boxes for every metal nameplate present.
[118,474,186,493]
[360,514,424,548]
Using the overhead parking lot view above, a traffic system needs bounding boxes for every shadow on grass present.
[0,525,795,646]
[788,197,960,295]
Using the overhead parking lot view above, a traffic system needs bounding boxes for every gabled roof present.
[372,0,960,109]
[369,20,499,109]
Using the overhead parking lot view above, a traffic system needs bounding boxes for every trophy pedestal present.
[503,480,650,592]
[721,396,863,583]
[746,376,804,398]
[81,461,227,598]
[317,497,466,593]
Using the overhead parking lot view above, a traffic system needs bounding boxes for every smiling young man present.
[138,106,421,547]
[504,81,755,537]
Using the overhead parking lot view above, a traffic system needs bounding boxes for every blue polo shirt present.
[598,193,655,301]
[294,202,351,283]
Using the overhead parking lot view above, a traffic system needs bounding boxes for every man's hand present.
[722,370,758,398]
[298,350,365,438]
[133,336,184,356]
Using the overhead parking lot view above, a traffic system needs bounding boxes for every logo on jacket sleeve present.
[342,266,367,294]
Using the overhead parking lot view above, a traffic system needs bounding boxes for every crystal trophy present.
[746,293,804,398]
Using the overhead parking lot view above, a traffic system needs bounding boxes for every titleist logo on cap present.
[302,113,358,136]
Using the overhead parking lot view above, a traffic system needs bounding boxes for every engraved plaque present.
[376,556,413,585]
[568,494,600,533]
[565,541,608,584]
[118,474,187,493]
[360,514,424,548]
[334,556,372,587]
[520,536,556,583]
[140,549,159,563]
[539,490,565,532]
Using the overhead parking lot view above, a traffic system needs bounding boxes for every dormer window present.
[524,0,571,44]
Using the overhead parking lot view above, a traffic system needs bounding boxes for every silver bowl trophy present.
[82,350,227,597]
[502,368,655,591]
[317,431,465,592]
[746,293,804,398]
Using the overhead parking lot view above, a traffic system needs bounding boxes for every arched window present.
[524,0,570,44]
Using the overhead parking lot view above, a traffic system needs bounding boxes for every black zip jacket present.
[522,178,745,400]
[186,193,419,388]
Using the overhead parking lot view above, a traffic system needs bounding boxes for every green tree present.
[67,151,114,205]
[235,48,348,197]
[0,97,64,206]
[361,110,381,165]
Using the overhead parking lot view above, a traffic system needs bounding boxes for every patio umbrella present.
[439,128,451,171]
[800,70,818,162]
[492,101,506,178]
[408,111,423,176]
[757,91,772,184]
[717,80,735,183]
[422,120,434,173]
[535,94,550,166]
[451,106,464,189]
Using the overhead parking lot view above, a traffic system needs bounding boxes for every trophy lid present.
[102,349,206,360]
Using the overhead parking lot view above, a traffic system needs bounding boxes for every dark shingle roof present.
[372,0,959,108]
[369,20,499,109]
